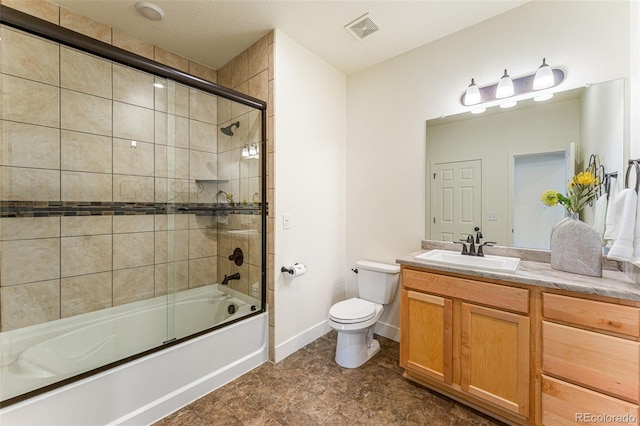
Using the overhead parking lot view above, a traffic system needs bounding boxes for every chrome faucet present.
[221,272,240,285]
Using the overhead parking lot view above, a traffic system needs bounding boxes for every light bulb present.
[533,58,554,90]
[496,69,514,99]
[464,78,481,105]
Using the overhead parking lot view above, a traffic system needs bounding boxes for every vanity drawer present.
[543,321,640,402]
[542,375,639,426]
[543,293,640,337]
[402,269,528,314]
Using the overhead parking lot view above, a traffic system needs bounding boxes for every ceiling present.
[52,0,529,75]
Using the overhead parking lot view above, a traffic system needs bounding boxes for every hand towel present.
[603,176,619,241]
[593,195,608,240]
[607,188,638,262]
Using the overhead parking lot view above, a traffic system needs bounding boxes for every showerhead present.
[221,121,240,136]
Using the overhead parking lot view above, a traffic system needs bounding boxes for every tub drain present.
[227,304,237,315]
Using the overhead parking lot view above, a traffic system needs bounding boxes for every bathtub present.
[0,284,268,425]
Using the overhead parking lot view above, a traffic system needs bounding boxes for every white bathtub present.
[0,284,268,425]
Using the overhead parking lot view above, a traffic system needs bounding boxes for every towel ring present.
[625,159,640,193]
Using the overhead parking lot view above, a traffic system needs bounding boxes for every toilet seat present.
[329,298,376,324]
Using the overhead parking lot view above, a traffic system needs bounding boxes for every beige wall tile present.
[1,238,60,286]
[113,64,155,108]
[60,7,111,43]
[190,89,218,124]
[232,86,252,117]
[1,121,60,169]
[113,265,154,306]
[172,83,190,118]
[113,101,154,143]
[217,98,232,125]
[154,178,193,203]
[155,261,188,296]
[1,27,59,85]
[189,120,217,153]
[1,74,59,127]
[113,214,154,233]
[248,70,268,101]
[61,171,112,202]
[61,130,112,173]
[155,78,168,113]
[113,138,154,177]
[230,51,248,88]
[113,232,154,269]
[155,145,189,179]
[112,29,154,60]
[217,150,237,182]
[0,279,60,331]
[189,257,216,289]
[61,89,112,136]
[189,61,217,83]
[155,214,189,231]
[155,111,191,148]
[217,63,231,88]
[61,216,112,237]
[60,46,112,98]
[61,235,112,277]
[155,229,189,263]
[1,217,60,241]
[190,150,218,180]
[189,228,217,259]
[248,35,269,78]
[2,0,60,23]
[61,272,112,318]
[247,109,262,144]
[268,39,275,82]
[0,166,60,201]
[154,46,189,73]
[113,175,155,202]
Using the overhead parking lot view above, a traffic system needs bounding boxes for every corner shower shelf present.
[195,179,229,184]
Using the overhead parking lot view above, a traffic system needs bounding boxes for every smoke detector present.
[344,13,380,41]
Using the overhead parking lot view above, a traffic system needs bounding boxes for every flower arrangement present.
[540,171,599,214]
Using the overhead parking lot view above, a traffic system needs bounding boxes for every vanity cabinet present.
[541,293,640,425]
[400,268,531,423]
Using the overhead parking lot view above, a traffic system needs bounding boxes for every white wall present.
[273,31,347,361]
[346,0,634,340]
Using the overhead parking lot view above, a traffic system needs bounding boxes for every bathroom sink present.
[415,249,520,273]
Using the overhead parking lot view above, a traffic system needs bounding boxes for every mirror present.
[426,78,624,249]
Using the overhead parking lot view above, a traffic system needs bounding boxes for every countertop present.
[397,248,640,302]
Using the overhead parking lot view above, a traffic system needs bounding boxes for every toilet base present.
[335,327,380,368]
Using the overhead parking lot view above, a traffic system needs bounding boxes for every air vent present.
[344,13,380,41]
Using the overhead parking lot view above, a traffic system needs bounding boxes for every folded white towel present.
[607,188,638,262]
[593,195,608,240]
[635,192,640,259]
[603,176,619,241]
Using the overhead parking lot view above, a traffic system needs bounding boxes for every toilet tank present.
[355,260,400,304]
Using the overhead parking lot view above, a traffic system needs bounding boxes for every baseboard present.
[374,320,400,342]
[274,320,332,362]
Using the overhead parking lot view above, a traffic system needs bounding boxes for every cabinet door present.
[461,303,530,416]
[400,289,453,384]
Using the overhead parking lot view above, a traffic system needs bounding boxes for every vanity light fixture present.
[496,69,514,99]
[460,59,564,113]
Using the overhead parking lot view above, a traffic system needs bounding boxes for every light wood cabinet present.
[401,268,531,424]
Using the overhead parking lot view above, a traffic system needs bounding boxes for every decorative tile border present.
[0,201,262,217]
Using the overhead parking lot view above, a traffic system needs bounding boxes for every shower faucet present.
[222,272,241,285]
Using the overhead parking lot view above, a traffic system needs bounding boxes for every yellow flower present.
[572,171,598,187]
[540,189,559,206]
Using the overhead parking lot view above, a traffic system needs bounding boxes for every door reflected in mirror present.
[426,79,624,249]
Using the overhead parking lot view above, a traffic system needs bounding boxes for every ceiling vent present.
[344,13,380,41]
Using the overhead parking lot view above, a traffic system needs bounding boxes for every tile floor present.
[154,332,506,425]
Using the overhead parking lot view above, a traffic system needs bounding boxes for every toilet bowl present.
[327,260,400,368]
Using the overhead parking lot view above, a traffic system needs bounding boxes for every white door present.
[430,160,482,242]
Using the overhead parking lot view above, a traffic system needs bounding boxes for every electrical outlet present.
[488,212,498,221]
[283,214,291,229]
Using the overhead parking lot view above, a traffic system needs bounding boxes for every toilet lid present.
[329,298,376,324]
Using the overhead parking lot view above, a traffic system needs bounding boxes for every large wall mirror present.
[426,78,624,249]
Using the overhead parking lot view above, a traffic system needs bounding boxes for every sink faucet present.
[477,242,497,257]
[466,234,476,255]
[221,272,240,285]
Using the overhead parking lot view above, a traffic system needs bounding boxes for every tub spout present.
[222,272,240,285]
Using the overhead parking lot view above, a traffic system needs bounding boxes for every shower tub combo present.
[0,5,268,425]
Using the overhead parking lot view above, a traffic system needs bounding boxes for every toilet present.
[327,260,400,368]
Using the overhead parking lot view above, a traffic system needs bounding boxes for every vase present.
[550,211,602,277]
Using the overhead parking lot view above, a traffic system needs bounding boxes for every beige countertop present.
[397,246,640,302]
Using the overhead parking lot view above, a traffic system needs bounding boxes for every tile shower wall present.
[0,7,268,333]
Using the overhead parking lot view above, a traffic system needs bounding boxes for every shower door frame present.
[0,4,268,406]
